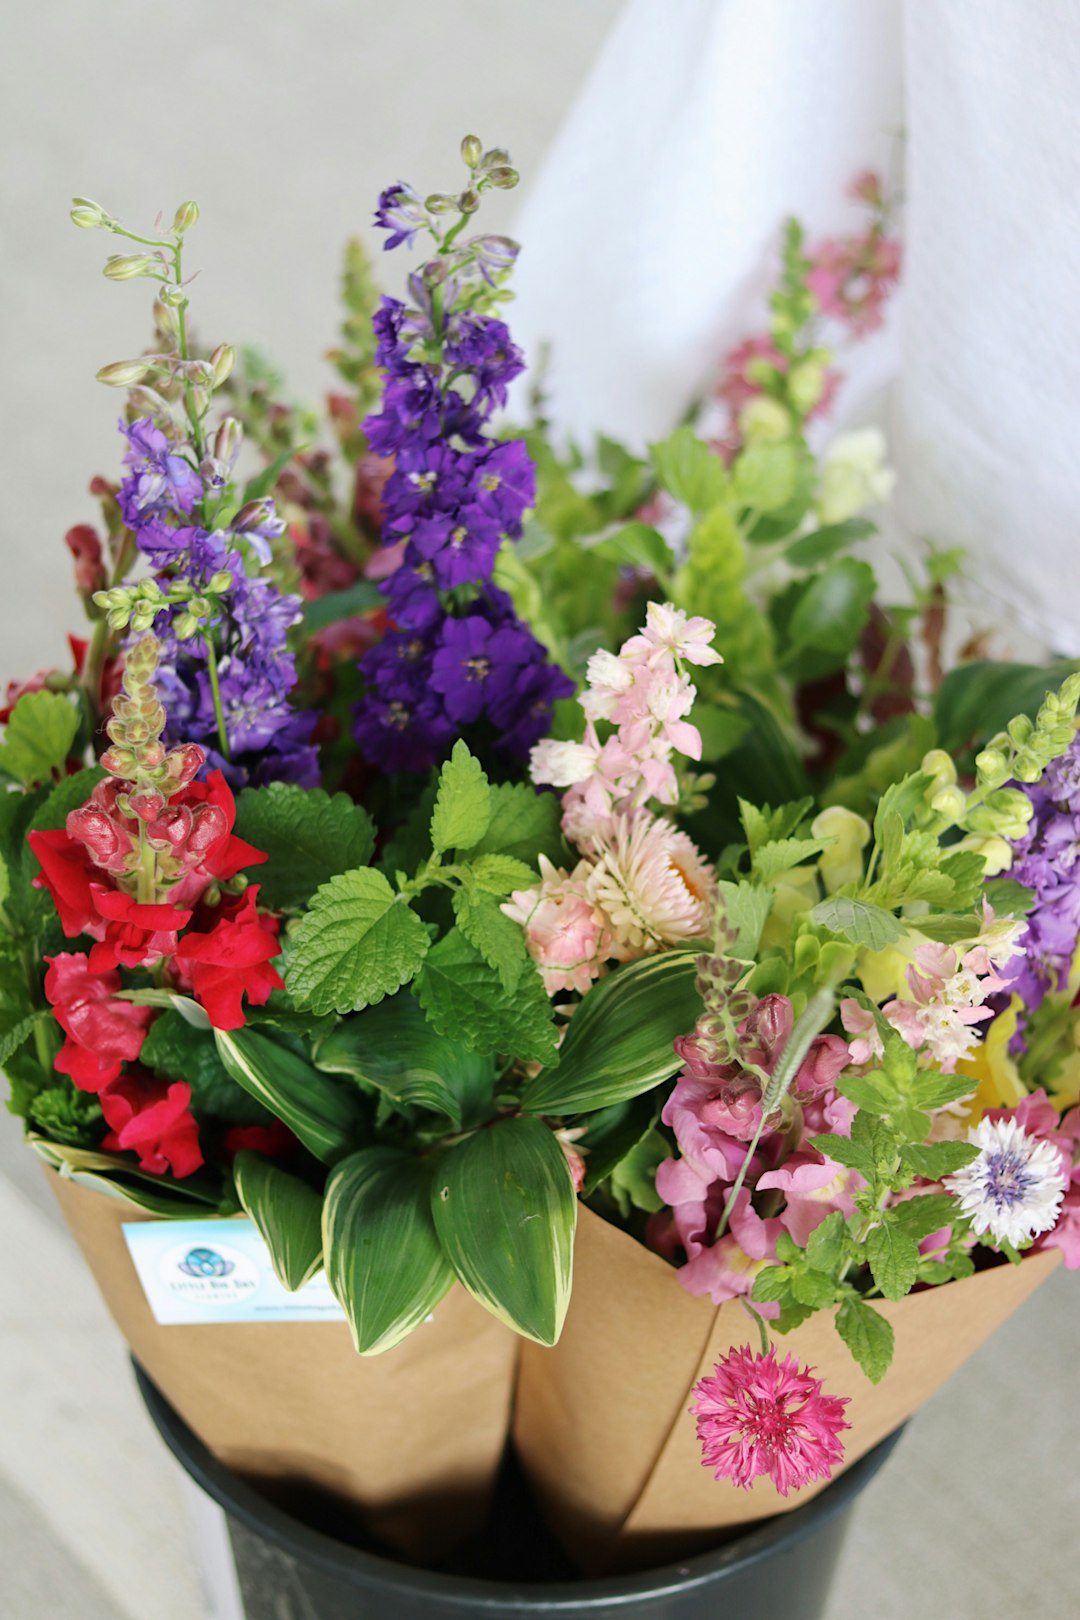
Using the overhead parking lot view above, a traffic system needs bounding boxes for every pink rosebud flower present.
[501,856,611,996]
[691,1344,850,1495]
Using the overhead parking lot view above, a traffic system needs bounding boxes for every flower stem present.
[170,239,206,464]
[203,635,231,763]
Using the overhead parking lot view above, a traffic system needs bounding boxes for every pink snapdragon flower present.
[530,602,721,848]
[691,1344,850,1495]
[806,228,901,336]
[839,998,885,1065]
[501,856,614,995]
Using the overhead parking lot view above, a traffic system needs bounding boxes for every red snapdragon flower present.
[222,1120,299,1161]
[174,886,284,1030]
[44,953,153,1092]
[27,829,103,938]
[99,1073,203,1178]
[87,888,192,972]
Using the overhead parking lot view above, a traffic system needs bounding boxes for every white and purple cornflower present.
[945,1116,1068,1249]
[353,158,572,773]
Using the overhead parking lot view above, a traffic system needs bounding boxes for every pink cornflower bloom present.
[691,1344,850,1495]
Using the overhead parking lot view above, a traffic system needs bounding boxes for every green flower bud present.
[171,200,200,236]
[1007,714,1034,748]
[486,165,519,190]
[787,359,826,414]
[207,571,233,595]
[955,832,1014,877]
[425,192,459,214]
[461,135,483,169]
[812,805,871,894]
[103,253,160,281]
[70,201,109,229]
[96,359,153,387]
[921,749,958,793]
[153,298,180,338]
[975,746,1008,785]
[458,188,481,214]
[1014,753,1041,783]
[213,417,243,464]
[129,608,158,634]
[738,396,791,444]
[209,343,235,387]
[107,607,131,632]
[159,283,189,308]
[930,785,967,820]
[173,612,200,640]
[480,147,511,170]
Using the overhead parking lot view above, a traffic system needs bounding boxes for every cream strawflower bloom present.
[586,812,715,954]
[945,1116,1067,1248]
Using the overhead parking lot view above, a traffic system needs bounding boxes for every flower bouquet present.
[5,141,1079,1587]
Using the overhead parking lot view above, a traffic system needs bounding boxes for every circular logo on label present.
[160,1239,259,1308]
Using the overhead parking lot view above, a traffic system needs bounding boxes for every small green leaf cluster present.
[751,1033,980,1385]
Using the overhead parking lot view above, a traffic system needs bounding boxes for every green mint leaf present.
[715,879,772,960]
[0,692,79,787]
[414,929,558,1064]
[911,1073,980,1111]
[608,1127,667,1217]
[810,896,905,951]
[790,1268,838,1308]
[751,1265,793,1305]
[648,425,728,514]
[732,440,801,515]
[867,1220,921,1301]
[805,1209,847,1272]
[809,1132,874,1178]
[285,869,430,1016]
[430,740,492,854]
[234,784,376,911]
[752,836,828,883]
[788,558,876,655]
[838,1073,896,1115]
[775,1230,802,1264]
[890,1192,959,1241]
[902,1141,981,1179]
[463,782,565,867]
[468,853,539,896]
[836,1296,895,1383]
[451,887,527,993]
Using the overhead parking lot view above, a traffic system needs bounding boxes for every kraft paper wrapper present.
[514,1205,1060,1574]
[49,1171,518,1562]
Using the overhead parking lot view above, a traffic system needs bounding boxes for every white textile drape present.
[510,0,1080,653]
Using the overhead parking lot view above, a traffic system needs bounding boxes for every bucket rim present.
[135,1361,902,1610]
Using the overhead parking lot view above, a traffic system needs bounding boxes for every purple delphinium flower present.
[117,417,318,788]
[1003,735,1080,1040]
[353,184,569,772]
[374,184,430,252]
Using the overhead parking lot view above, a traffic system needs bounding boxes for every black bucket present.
[135,1362,902,1620]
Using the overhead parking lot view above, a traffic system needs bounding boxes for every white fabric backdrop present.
[510,0,1079,653]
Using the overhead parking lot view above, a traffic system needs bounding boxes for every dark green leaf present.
[452,887,527,992]
[785,519,875,569]
[414,930,559,1064]
[461,782,565,868]
[234,784,376,911]
[214,1027,364,1163]
[142,1008,268,1124]
[805,1209,847,1273]
[593,522,674,579]
[285,869,430,1015]
[788,558,876,655]
[313,994,494,1129]
[580,1094,659,1195]
[431,1115,576,1345]
[324,1148,452,1354]
[242,440,303,503]
[714,880,772,960]
[301,578,384,632]
[835,1296,895,1383]
[521,952,701,1115]
[233,1151,324,1291]
[934,659,1079,756]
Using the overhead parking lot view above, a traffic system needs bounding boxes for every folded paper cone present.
[513,1205,1060,1574]
[49,1171,518,1562]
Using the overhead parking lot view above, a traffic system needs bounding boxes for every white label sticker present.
[122,1218,346,1325]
